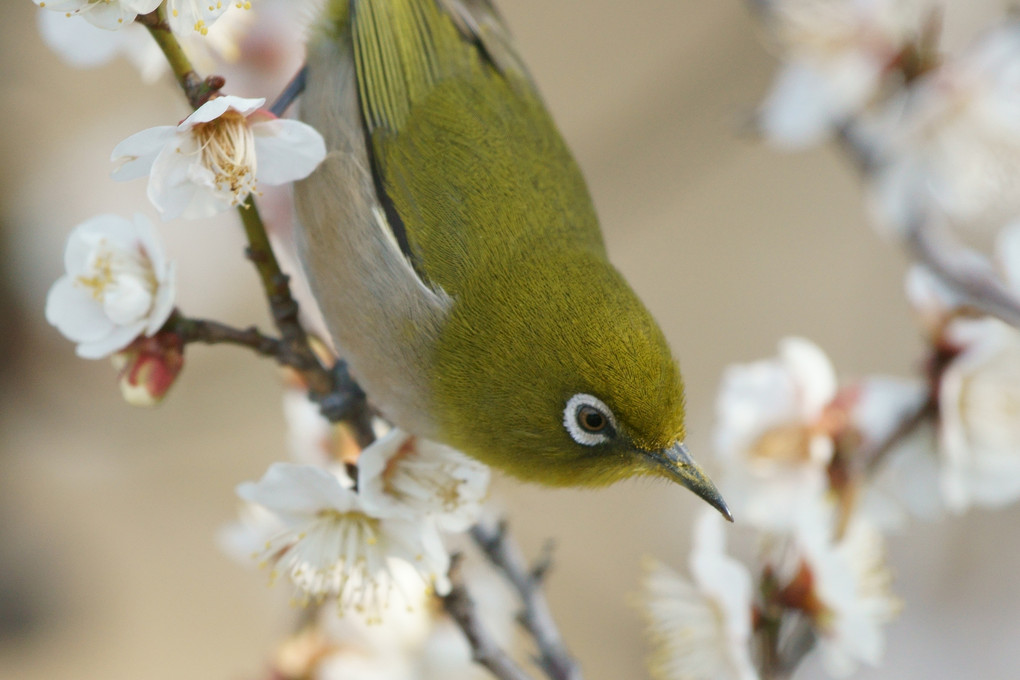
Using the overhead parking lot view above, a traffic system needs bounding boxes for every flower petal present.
[252,119,327,185]
[111,126,178,182]
[147,139,225,220]
[76,321,148,359]
[237,462,357,520]
[81,2,139,30]
[145,261,176,335]
[181,95,265,128]
[36,11,122,67]
[45,276,114,343]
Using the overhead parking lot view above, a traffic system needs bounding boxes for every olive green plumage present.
[297,0,728,514]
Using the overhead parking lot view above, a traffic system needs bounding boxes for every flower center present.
[260,509,397,619]
[750,423,815,463]
[75,240,158,325]
[382,440,468,513]
[193,110,257,205]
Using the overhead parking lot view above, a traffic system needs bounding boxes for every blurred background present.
[2,1,1019,679]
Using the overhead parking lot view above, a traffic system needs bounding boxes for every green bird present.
[294,0,731,519]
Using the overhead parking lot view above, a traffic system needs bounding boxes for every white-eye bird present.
[294,0,731,519]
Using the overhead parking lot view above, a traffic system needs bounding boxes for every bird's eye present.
[563,393,617,446]
[578,406,607,433]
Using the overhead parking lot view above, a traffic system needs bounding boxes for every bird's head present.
[431,249,731,520]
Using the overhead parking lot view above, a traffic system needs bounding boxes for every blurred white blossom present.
[32,0,161,30]
[359,429,490,532]
[282,388,346,467]
[772,512,899,678]
[111,95,326,220]
[36,7,253,82]
[307,556,514,680]
[871,22,1020,232]
[904,262,969,333]
[36,11,164,79]
[236,462,451,618]
[851,376,944,528]
[713,337,837,530]
[757,0,925,147]
[638,512,758,680]
[45,213,176,359]
[939,316,1020,510]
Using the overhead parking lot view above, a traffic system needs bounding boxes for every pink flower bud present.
[111,333,184,407]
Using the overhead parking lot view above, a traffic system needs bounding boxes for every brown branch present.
[470,522,583,680]
[235,197,334,396]
[862,394,937,477]
[442,556,536,680]
[169,313,282,358]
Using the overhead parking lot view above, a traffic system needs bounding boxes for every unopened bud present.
[111,333,184,407]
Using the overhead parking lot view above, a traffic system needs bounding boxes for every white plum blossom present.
[771,511,899,678]
[757,0,925,147]
[358,429,490,532]
[938,316,1020,511]
[32,0,161,30]
[638,512,758,680]
[236,462,451,618]
[713,337,838,530]
[112,95,326,220]
[314,553,516,680]
[871,23,1020,233]
[45,213,176,359]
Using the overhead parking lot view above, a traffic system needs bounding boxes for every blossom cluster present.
[638,3,1020,678]
[39,0,326,399]
[640,262,1020,679]
[222,389,496,678]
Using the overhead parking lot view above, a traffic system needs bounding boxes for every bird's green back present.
[350,0,606,293]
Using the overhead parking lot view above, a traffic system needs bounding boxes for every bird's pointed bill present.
[645,442,733,521]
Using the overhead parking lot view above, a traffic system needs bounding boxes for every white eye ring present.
[563,393,617,446]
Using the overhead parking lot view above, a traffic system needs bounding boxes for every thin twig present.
[836,124,1020,332]
[862,394,937,477]
[471,522,583,680]
[270,66,308,117]
[442,556,536,680]
[904,216,1020,328]
[777,616,816,678]
[235,197,334,396]
[171,314,282,358]
[136,8,223,108]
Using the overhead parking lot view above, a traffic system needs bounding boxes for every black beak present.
[644,441,733,521]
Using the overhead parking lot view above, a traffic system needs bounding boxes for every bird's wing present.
[350,0,604,295]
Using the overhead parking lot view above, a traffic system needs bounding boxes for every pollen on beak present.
[645,441,733,521]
